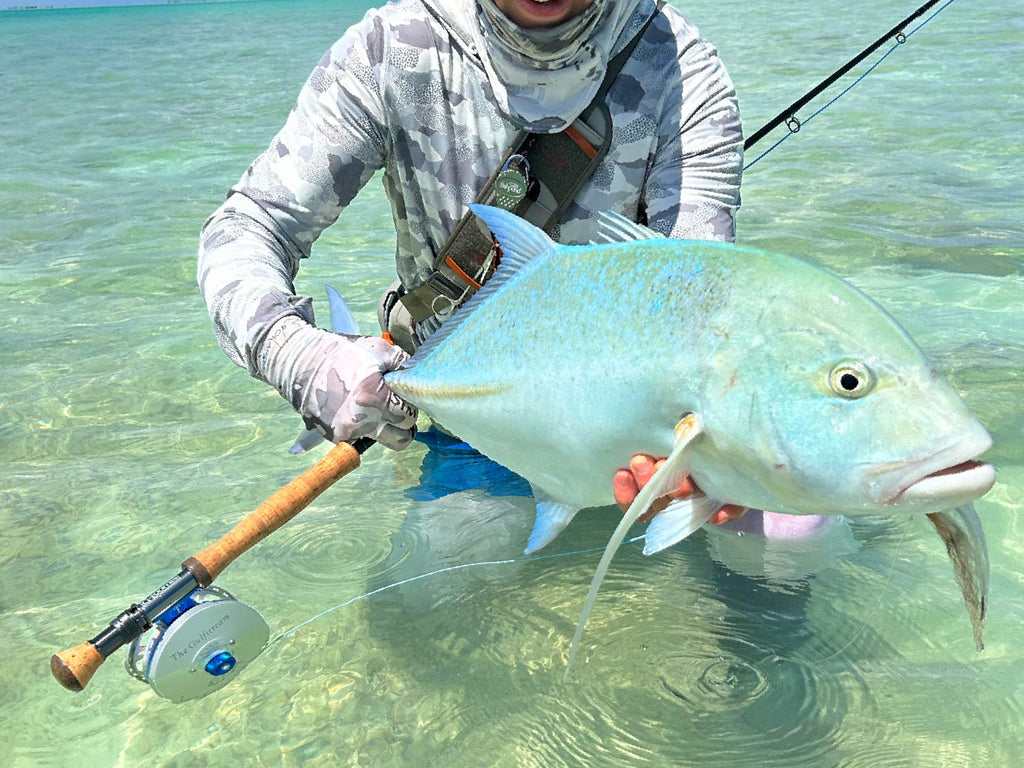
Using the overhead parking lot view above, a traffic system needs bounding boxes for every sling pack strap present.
[395,1,665,329]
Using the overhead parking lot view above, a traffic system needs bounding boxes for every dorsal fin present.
[471,203,558,270]
[592,211,664,244]
[408,204,560,363]
[326,284,360,334]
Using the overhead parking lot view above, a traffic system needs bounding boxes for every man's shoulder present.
[613,6,732,107]
[321,0,466,77]
[341,0,473,66]
[365,0,467,47]
[641,5,715,68]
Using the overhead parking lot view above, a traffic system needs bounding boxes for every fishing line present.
[743,0,958,171]
[265,535,647,649]
[270,516,909,671]
[772,517,910,666]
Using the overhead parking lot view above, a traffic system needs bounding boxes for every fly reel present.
[125,586,269,703]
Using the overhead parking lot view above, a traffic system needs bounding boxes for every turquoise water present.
[2,0,1022,765]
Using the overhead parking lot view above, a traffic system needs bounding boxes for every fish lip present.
[892,459,996,505]
[880,433,995,507]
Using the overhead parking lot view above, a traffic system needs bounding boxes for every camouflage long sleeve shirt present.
[197,0,743,374]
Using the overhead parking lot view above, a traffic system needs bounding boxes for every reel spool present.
[126,586,269,703]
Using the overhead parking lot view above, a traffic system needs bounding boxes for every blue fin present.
[289,428,324,454]
[326,285,360,335]
[592,211,664,244]
[525,488,580,554]
[409,205,560,363]
[643,493,722,555]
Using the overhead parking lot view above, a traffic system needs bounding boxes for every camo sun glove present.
[256,315,418,450]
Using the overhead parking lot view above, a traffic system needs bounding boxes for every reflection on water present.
[706,514,862,581]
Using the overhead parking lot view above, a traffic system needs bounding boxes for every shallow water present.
[1,0,1022,766]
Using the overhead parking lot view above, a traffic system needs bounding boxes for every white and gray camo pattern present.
[197,0,743,442]
[464,0,654,131]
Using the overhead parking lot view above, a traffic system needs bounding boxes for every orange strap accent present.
[381,332,395,345]
[444,254,483,290]
[565,124,598,159]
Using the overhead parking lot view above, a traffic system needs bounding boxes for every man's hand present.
[614,454,745,524]
[256,316,418,450]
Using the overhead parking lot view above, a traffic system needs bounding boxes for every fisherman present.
[197,0,745,522]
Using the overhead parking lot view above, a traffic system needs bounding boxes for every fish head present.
[690,264,995,516]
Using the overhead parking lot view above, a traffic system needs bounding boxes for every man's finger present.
[613,469,639,511]
[708,505,747,525]
[628,454,657,487]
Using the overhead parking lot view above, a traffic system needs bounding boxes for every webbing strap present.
[398,1,665,326]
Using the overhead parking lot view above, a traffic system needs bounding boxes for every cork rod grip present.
[183,441,362,586]
[51,441,367,694]
[51,642,104,692]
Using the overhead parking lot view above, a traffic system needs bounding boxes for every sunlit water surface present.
[1,0,1021,766]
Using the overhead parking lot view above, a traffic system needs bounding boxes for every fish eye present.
[828,360,875,399]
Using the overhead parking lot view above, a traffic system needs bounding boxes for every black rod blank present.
[744,0,945,150]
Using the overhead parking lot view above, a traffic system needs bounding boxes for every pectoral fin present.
[643,493,722,555]
[927,503,989,651]
[565,414,705,677]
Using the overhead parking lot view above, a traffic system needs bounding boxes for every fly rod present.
[51,438,370,696]
[744,0,947,151]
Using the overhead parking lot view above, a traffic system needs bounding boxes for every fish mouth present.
[894,459,996,506]
[879,426,995,508]
[860,422,995,509]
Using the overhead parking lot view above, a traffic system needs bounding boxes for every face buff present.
[434,0,650,133]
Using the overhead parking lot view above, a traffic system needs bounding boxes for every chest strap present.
[397,2,663,328]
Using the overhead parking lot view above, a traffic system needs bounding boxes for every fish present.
[384,204,996,668]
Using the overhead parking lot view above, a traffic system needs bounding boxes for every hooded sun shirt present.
[199,0,743,376]
[425,0,650,132]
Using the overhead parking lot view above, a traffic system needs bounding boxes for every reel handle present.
[51,439,368,693]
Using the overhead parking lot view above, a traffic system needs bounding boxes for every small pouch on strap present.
[518,104,610,231]
[399,215,498,324]
[377,278,420,354]
[399,109,609,327]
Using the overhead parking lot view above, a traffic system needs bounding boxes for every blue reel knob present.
[204,651,237,677]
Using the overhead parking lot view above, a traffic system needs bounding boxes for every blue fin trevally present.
[384,204,996,668]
